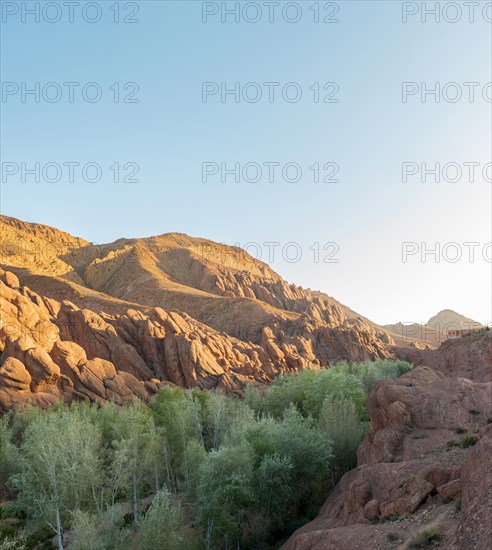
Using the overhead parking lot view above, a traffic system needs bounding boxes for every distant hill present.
[384,309,482,345]
[426,309,482,330]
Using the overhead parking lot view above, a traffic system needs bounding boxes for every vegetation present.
[447,435,478,449]
[458,435,478,448]
[0,360,411,549]
[406,527,441,548]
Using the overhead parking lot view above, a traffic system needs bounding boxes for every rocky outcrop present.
[358,366,492,464]
[283,365,492,550]
[412,331,492,382]
[453,426,492,548]
[1,267,328,411]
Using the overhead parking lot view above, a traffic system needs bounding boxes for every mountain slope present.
[0,215,399,372]
[0,215,421,411]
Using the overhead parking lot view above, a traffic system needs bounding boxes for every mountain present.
[427,309,482,330]
[2,216,491,549]
[1,214,406,411]
[384,309,482,346]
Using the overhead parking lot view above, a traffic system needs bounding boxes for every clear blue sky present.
[1,1,491,325]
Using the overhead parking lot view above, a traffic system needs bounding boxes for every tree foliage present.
[0,359,411,549]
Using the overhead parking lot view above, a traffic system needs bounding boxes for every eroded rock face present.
[453,426,492,549]
[357,366,492,465]
[0,268,325,411]
[0,244,405,413]
[283,365,492,550]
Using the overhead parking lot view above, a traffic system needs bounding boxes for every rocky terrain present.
[1,216,491,548]
[283,341,492,549]
[1,215,405,411]
[1,216,489,413]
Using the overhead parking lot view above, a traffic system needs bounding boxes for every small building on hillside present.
[447,328,476,340]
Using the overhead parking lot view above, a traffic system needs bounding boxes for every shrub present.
[459,435,478,448]
[468,409,480,415]
[406,527,441,548]
[454,427,466,434]
[387,531,399,541]
[0,538,25,550]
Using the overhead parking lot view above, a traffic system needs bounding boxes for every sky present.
[1,0,491,326]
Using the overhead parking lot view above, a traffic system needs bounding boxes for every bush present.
[0,538,25,550]
[447,435,477,449]
[387,531,400,541]
[258,360,412,421]
[459,435,478,448]
[406,527,441,548]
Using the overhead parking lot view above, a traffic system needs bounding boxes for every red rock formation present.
[283,364,492,550]
[1,267,329,411]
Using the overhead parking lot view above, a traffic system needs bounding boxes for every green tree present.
[197,443,255,549]
[0,539,25,550]
[110,403,154,525]
[69,508,130,550]
[150,387,203,490]
[135,490,185,550]
[0,412,19,498]
[319,397,368,482]
[256,453,293,530]
[10,410,101,550]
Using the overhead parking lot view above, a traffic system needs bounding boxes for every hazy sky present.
[1,0,491,325]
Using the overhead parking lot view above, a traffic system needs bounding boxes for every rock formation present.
[0,215,407,411]
[283,360,492,549]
